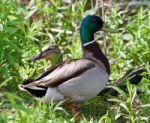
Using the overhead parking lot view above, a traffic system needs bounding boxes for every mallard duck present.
[28,45,63,65]
[26,45,63,83]
[19,15,146,100]
[19,15,110,114]
[19,15,110,116]
[19,15,149,118]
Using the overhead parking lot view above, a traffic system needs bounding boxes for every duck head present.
[80,15,104,45]
[80,15,116,45]
[28,45,62,65]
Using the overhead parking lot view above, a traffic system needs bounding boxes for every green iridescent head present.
[80,15,104,45]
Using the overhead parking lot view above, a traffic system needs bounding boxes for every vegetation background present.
[0,0,150,122]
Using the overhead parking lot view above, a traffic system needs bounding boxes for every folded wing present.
[22,59,95,88]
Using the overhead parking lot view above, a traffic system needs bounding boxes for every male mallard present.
[19,15,110,115]
[20,15,146,103]
[19,16,149,119]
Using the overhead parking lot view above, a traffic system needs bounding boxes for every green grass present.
[0,0,150,123]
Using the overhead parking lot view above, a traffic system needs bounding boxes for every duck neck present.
[80,26,94,45]
[80,28,110,74]
[50,53,63,66]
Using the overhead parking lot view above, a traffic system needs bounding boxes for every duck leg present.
[67,103,78,115]
[67,103,88,121]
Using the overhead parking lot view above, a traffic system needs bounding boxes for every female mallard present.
[19,15,110,103]
[28,45,63,65]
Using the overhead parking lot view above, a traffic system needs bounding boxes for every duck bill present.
[28,52,43,62]
[101,26,118,33]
